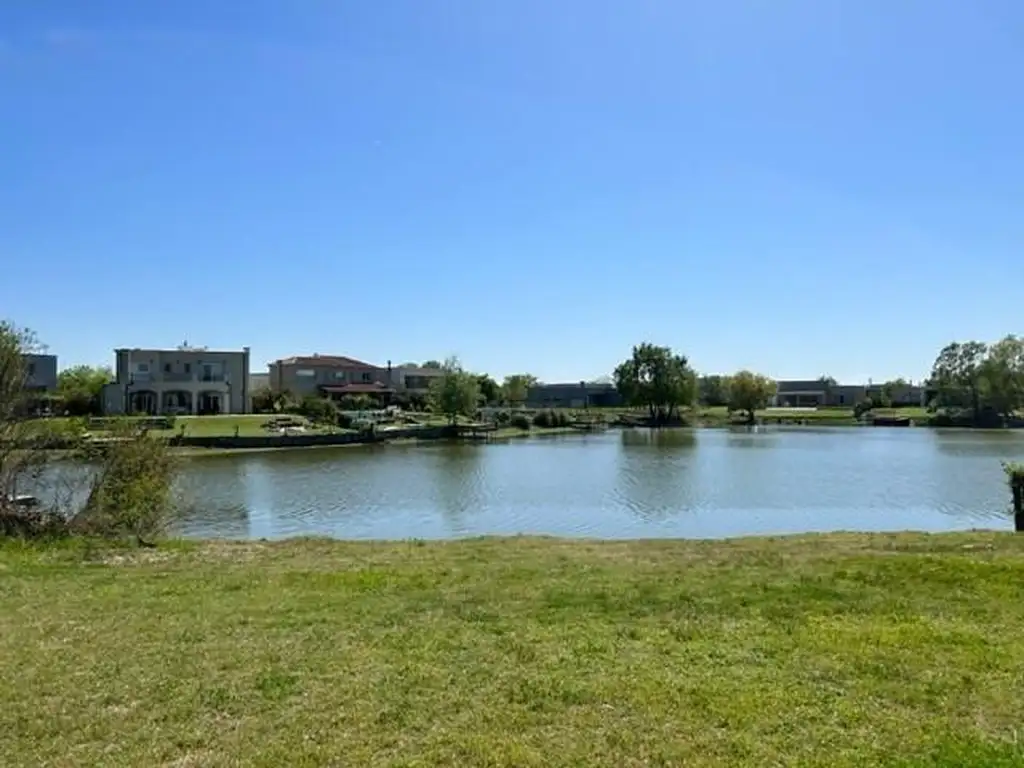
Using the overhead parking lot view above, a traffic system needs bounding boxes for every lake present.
[151,427,1024,540]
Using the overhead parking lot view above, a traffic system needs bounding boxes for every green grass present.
[4,533,1024,766]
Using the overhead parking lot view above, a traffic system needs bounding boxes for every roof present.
[775,380,828,393]
[275,354,379,368]
[320,382,395,394]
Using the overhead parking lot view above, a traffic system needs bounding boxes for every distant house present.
[268,354,395,403]
[771,380,831,408]
[526,382,622,409]
[102,345,251,415]
[249,372,269,392]
[771,379,927,408]
[20,353,58,393]
[389,365,446,398]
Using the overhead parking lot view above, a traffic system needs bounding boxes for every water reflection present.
[37,429,1024,540]
[723,426,782,450]
[430,443,484,533]
[175,455,250,538]
[616,429,699,522]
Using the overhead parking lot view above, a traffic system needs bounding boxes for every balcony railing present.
[162,372,194,382]
[199,373,226,383]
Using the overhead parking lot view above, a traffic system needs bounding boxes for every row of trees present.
[612,343,776,424]
[929,337,1024,426]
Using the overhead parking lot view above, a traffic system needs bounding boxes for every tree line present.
[928,336,1024,427]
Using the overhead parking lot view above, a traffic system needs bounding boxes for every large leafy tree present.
[726,370,777,424]
[428,357,481,425]
[57,365,113,416]
[929,341,990,416]
[980,335,1024,422]
[613,343,697,423]
[699,375,730,407]
[501,374,537,407]
[476,374,501,406]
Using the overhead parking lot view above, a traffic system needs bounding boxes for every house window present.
[134,363,149,373]
[200,363,224,382]
[184,363,191,374]
[164,363,172,373]
[27,363,36,376]
[361,372,372,382]
[333,371,346,380]
[296,369,316,377]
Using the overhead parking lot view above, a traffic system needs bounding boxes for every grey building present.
[526,382,622,409]
[21,353,58,392]
[101,345,251,415]
[771,380,927,408]
[389,365,446,398]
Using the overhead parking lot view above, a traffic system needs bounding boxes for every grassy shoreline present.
[3,532,1024,766]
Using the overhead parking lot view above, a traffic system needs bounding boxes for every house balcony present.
[162,372,195,382]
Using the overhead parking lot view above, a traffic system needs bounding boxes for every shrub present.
[73,425,179,546]
[533,409,570,428]
[298,395,337,425]
[511,414,531,430]
[496,410,511,425]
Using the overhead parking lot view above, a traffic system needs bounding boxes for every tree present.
[57,365,112,416]
[428,357,480,426]
[613,343,697,424]
[250,386,276,413]
[501,374,537,407]
[980,335,1024,422]
[476,374,501,406]
[0,322,51,510]
[699,375,730,407]
[421,360,443,369]
[726,370,777,424]
[929,341,989,418]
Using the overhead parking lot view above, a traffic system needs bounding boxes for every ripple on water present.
[42,428,1024,539]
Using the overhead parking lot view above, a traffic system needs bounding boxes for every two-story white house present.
[101,344,251,415]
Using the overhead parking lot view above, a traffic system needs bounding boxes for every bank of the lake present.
[3,533,1024,767]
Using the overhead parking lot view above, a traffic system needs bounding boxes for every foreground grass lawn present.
[4,533,1024,767]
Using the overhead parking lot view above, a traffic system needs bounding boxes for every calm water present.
[150,427,1024,540]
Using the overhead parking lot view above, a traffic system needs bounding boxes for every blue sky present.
[2,1,1022,383]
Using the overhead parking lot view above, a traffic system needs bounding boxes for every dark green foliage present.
[533,410,571,428]
[511,414,531,430]
[297,395,337,424]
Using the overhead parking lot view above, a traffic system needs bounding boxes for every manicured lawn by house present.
[154,414,336,438]
[3,533,1024,766]
[33,414,337,439]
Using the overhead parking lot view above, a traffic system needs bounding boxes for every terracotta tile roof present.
[275,354,379,368]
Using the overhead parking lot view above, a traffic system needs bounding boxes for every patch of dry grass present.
[3,533,1024,766]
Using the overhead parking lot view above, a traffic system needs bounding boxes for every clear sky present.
[2,1,1022,384]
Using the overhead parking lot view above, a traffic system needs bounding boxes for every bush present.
[511,414,531,430]
[73,426,179,545]
[496,410,511,425]
[533,409,570,428]
[298,395,337,424]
